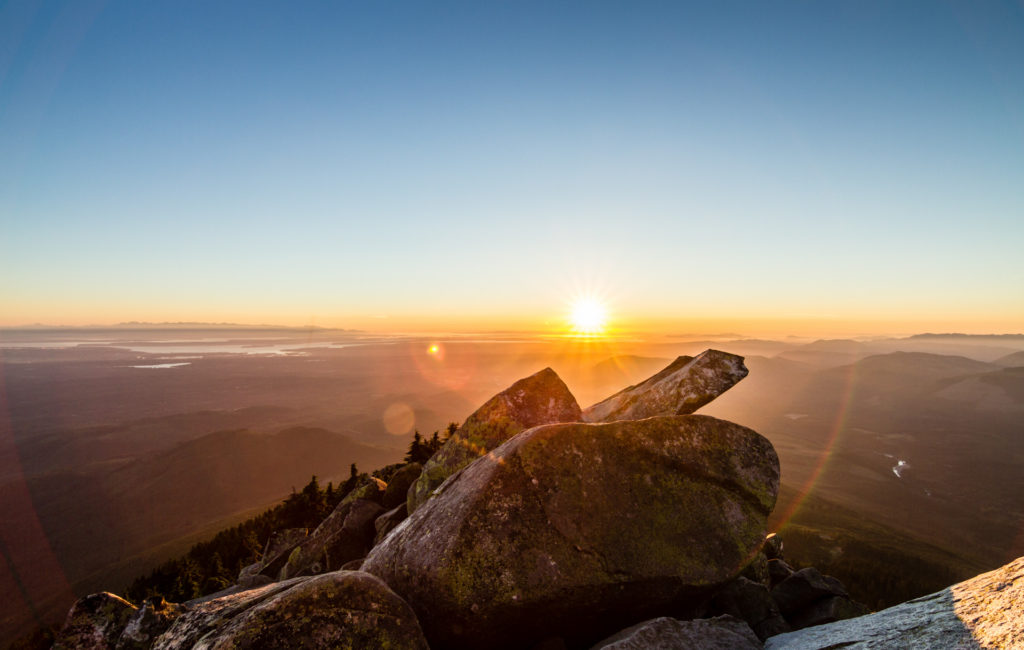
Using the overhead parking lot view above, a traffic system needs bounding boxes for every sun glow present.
[569,298,608,336]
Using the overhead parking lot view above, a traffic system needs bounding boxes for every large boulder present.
[364,414,780,649]
[53,592,136,650]
[582,350,748,422]
[766,555,1024,649]
[153,572,428,649]
[590,615,762,650]
[407,367,582,513]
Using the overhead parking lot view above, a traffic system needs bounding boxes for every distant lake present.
[0,338,364,356]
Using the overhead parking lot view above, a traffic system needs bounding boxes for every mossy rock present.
[364,414,780,649]
[197,572,428,649]
[53,592,137,650]
[382,463,421,510]
[407,367,581,513]
[152,573,427,649]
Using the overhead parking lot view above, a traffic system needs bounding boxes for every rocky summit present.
[363,414,780,649]
[51,350,1024,649]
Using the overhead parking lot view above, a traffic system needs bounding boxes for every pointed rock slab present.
[406,367,582,513]
[582,350,748,423]
[365,414,780,650]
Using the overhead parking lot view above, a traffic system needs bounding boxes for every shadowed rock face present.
[582,350,748,423]
[590,615,762,650]
[152,572,428,650]
[278,478,386,579]
[365,414,780,650]
[53,592,136,650]
[407,367,582,513]
[383,462,421,510]
[765,554,1024,649]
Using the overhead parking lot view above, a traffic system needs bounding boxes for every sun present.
[569,298,608,336]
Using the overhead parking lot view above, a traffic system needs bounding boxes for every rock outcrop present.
[53,593,137,650]
[382,461,421,510]
[65,352,1012,650]
[766,554,1024,649]
[238,528,308,587]
[117,597,185,649]
[407,367,582,513]
[152,571,427,649]
[364,414,780,649]
[709,577,790,640]
[373,503,408,545]
[279,485,385,579]
[590,615,762,650]
[582,349,748,422]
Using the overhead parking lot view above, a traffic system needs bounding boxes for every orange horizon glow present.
[0,302,1021,340]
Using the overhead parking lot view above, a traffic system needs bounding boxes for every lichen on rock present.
[406,367,582,513]
[582,349,748,423]
[365,414,780,649]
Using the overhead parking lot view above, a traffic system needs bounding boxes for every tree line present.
[125,423,456,603]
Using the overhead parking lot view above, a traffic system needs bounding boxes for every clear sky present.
[1,1,1022,336]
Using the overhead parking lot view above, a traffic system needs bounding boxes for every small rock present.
[374,503,408,545]
[741,552,771,586]
[590,615,762,650]
[771,567,849,617]
[383,462,422,510]
[582,349,748,423]
[115,596,184,650]
[244,527,308,584]
[786,595,870,630]
[407,367,582,513]
[767,559,794,588]
[763,533,783,560]
[710,577,790,641]
[280,496,384,578]
[54,592,136,650]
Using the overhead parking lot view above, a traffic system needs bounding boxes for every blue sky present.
[1,1,1022,334]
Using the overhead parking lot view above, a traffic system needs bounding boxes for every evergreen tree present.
[341,463,359,496]
[428,430,441,454]
[405,431,429,463]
